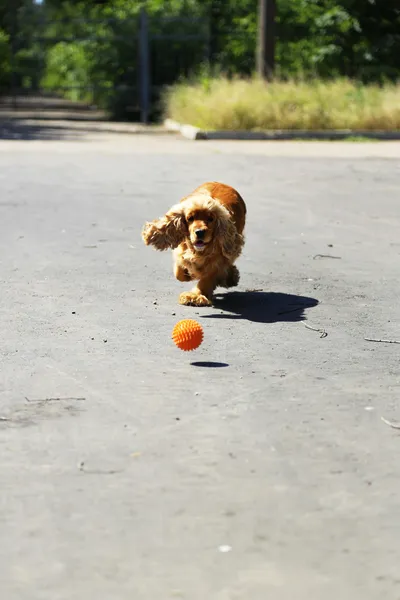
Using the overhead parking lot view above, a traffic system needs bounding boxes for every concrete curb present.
[164,119,400,141]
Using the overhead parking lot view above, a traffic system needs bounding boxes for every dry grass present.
[163,77,400,131]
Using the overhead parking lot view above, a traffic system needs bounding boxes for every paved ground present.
[1,128,400,600]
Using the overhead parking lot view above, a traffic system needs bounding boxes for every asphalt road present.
[1,129,400,600]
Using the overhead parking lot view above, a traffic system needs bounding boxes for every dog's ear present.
[214,205,244,261]
[142,204,187,251]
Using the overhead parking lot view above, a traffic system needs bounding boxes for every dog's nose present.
[195,229,206,239]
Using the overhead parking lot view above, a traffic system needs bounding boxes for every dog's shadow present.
[204,290,319,323]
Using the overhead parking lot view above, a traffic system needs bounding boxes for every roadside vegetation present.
[163,76,400,131]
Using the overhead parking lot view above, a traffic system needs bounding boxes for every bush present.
[163,76,400,131]
[41,42,92,102]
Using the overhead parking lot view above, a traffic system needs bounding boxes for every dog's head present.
[183,198,220,253]
[142,194,244,261]
[181,195,242,260]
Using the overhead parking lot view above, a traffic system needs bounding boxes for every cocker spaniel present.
[142,181,246,307]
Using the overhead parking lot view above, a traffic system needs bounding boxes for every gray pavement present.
[1,129,400,600]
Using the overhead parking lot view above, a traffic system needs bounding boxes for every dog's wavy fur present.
[142,182,246,307]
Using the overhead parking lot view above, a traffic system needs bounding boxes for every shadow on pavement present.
[204,290,319,324]
[191,361,229,368]
[0,120,85,141]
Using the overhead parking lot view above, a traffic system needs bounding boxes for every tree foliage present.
[1,0,399,115]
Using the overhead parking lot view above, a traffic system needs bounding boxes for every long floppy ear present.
[142,203,187,251]
[214,205,245,261]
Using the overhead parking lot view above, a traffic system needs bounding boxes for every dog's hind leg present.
[218,265,240,288]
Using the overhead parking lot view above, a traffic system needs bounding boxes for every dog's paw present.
[174,266,193,282]
[179,292,212,307]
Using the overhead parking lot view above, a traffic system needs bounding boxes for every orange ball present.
[172,319,204,351]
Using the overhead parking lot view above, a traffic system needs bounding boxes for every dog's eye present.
[187,216,194,223]
[207,216,214,223]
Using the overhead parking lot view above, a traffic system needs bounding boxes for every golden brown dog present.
[141,182,246,307]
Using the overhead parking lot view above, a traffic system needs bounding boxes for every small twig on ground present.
[78,462,122,475]
[313,254,342,260]
[25,396,86,403]
[0,417,10,421]
[303,322,328,338]
[381,417,400,430]
[364,338,400,345]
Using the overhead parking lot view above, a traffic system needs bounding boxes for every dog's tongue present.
[194,241,205,248]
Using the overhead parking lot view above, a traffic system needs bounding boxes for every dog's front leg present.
[173,249,192,282]
[174,263,192,282]
[179,273,218,307]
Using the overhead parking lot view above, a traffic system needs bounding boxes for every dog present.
[141,181,246,307]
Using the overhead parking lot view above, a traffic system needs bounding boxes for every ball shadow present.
[191,361,229,368]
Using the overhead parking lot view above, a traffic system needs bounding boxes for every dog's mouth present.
[193,240,207,251]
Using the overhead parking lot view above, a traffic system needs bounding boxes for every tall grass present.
[163,77,400,131]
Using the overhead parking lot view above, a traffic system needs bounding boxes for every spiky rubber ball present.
[172,319,203,351]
